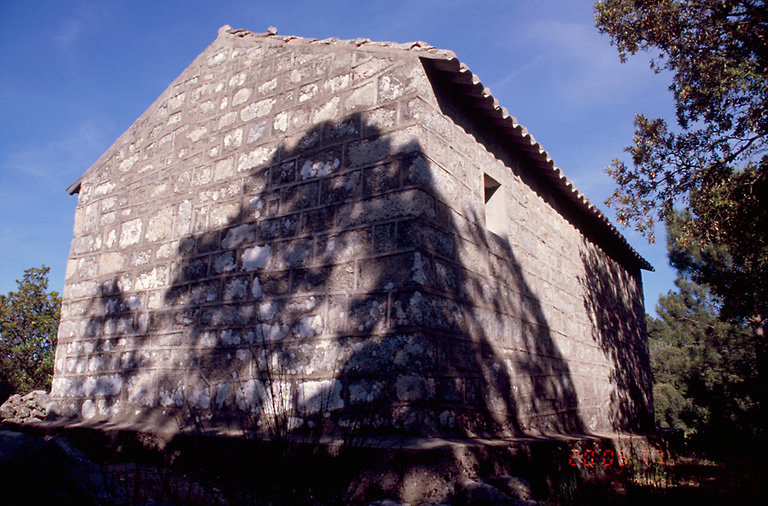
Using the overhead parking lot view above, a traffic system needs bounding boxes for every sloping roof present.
[68,25,652,271]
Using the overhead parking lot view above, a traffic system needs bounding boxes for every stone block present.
[363,161,402,196]
[349,294,388,333]
[292,263,354,294]
[281,181,318,211]
[258,216,298,240]
[356,253,414,292]
[270,160,296,186]
[323,116,360,142]
[297,379,343,414]
[346,127,420,168]
[344,82,375,110]
[322,170,361,204]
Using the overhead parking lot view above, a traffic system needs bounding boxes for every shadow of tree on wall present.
[70,110,591,439]
[579,248,653,432]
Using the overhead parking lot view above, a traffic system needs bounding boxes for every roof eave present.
[66,178,82,195]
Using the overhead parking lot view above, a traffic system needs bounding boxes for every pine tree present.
[647,230,761,452]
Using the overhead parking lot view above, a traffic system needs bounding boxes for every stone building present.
[51,26,653,437]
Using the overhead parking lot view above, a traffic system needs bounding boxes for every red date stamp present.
[568,448,665,467]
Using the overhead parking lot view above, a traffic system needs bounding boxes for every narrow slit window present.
[484,173,507,237]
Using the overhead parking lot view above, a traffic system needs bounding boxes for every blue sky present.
[0,0,677,314]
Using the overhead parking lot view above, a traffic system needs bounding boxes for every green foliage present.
[647,234,761,449]
[595,0,767,333]
[594,0,767,235]
[0,266,62,396]
[668,171,768,330]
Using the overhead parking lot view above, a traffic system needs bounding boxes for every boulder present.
[461,479,514,505]
[0,430,126,504]
[491,475,534,501]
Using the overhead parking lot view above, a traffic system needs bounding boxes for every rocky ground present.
[0,391,539,505]
[1,393,763,505]
[0,424,540,505]
[0,390,52,423]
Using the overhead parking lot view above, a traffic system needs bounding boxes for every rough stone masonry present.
[51,26,654,438]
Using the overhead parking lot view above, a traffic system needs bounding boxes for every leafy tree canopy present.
[595,0,768,334]
[0,266,61,397]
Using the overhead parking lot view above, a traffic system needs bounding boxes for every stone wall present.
[51,28,652,437]
[403,79,653,433]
